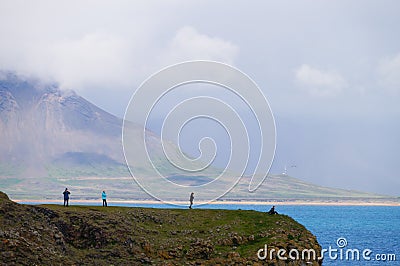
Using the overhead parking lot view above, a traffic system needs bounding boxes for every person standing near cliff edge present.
[102,190,107,207]
[189,192,194,209]
[63,188,70,207]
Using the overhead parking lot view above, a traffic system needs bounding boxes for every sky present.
[0,0,399,196]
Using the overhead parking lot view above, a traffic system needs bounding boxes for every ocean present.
[24,202,399,265]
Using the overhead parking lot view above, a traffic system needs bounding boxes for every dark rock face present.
[0,72,124,173]
[0,191,322,265]
[0,191,9,200]
[0,193,69,265]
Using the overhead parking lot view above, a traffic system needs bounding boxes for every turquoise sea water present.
[24,202,399,265]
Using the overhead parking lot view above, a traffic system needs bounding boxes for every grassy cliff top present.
[0,191,322,265]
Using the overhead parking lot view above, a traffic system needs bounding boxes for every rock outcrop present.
[0,191,322,265]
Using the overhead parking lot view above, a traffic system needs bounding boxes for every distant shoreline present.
[14,199,400,206]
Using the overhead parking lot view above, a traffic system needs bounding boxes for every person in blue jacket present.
[102,190,107,207]
[63,188,70,207]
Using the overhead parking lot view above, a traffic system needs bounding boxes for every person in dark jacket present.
[102,190,107,207]
[189,192,194,209]
[63,188,70,207]
[268,205,278,215]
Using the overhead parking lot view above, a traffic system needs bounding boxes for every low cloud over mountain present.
[0,72,125,176]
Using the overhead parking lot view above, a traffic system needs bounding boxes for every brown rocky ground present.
[0,191,322,265]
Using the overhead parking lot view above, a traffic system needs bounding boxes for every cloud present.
[0,0,239,117]
[39,31,135,90]
[0,6,238,95]
[0,30,144,94]
[294,64,348,97]
[162,26,239,65]
[377,53,400,94]
[0,2,210,93]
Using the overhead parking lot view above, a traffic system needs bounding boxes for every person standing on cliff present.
[63,188,70,207]
[102,190,107,207]
[189,192,194,209]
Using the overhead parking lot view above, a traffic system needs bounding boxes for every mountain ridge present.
[0,71,124,170]
[0,71,396,202]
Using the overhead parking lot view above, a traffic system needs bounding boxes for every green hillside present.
[225,174,391,200]
[1,173,396,203]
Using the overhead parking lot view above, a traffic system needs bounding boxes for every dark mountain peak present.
[0,89,20,114]
[0,71,121,135]
[0,71,187,179]
[0,71,58,108]
[0,71,125,170]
